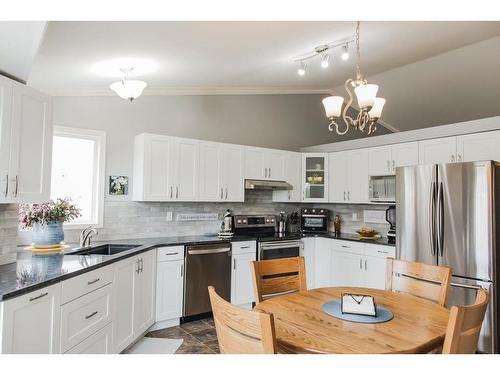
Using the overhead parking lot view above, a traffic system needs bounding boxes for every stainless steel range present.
[233,214,303,260]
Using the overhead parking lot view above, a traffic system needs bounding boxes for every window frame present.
[52,126,106,229]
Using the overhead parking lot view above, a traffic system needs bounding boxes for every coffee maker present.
[385,205,396,244]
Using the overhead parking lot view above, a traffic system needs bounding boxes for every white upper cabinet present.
[456,131,500,162]
[418,136,457,165]
[272,151,301,202]
[302,153,328,202]
[369,142,418,176]
[221,144,245,202]
[0,76,52,203]
[198,141,244,202]
[171,137,199,201]
[244,146,284,181]
[329,149,368,203]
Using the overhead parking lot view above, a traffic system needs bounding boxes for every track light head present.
[321,54,330,68]
[297,61,307,76]
[341,44,350,61]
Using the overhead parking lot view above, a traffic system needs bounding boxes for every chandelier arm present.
[341,78,356,127]
[329,119,350,135]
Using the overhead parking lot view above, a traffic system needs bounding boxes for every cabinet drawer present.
[330,239,364,255]
[232,241,256,255]
[157,246,184,261]
[365,244,395,258]
[64,323,113,354]
[60,284,113,352]
[61,265,113,304]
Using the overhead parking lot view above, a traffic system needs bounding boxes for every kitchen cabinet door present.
[171,138,199,201]
[9,83,52,203]
[361,256,388,290]
[244,147,265,179]
[134,134,174,201]
[331,251,362,288]
[133,250,156,338]
[302,153,329,202]
[328,151,349,203]
[198,142,222,201]
[392,142,419,169]
[348,149,369,203]
[221,144,245,202]
[418,136,457,165]
[456,131,500,162]
[231,251,257,306]
[156,259,184,322]
[273,152,301,202]
[302,237,315,289]
[313,238,333,288]
[368,145,392,176]
[0,76,13,203]
[0,283,61,354]
[264,150,284,181]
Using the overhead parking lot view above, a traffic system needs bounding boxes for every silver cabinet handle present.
[264,168,268,178]
[343,191,346,201]
[170,186,173,198]
[288,191,291,200]
[364,259,367,270]
[341,245,351,248]
[29,292,48,302]
[140,258,144,273]
[176,186,179,199]
[392,160,395,171]
[387,160,390,172]
[14,175,18,197]
[451,154,455,163]
[225,188,228,199]
[85,311,98,320]
[377,250,389,254]
[239,246,251,249]
[457,154,462,162]
[269,168,271,178]
[347,191,350,200]
[233,258,236,270]
[220,188,223,199]
[359,258,362,269]
[87,278,100,285]
[135,259,140,274]
[4,174,8,197]
[180,264,184,277]
[163,252,178,256]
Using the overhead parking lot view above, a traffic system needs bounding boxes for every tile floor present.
[146,318,219,354]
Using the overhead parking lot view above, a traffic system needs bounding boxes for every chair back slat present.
[442,288,489,354]
[252,257,307,303]
[385,257,452,306]
[208,286,277,354]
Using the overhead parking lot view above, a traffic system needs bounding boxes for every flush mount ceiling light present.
[109,67,147,102]
[322,21,386,136]
[92,57,157,78]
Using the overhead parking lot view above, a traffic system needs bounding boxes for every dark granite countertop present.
[0,232,393,302]
[301,232,396,247]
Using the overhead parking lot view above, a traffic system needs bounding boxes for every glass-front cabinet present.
[302,153,329,202]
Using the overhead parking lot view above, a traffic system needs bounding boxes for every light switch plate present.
[166,212,173,221]
[352,212,358,221]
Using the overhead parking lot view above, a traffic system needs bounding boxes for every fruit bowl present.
[356,228,379,238]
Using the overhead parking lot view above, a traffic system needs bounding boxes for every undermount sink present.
[71,244,139,256]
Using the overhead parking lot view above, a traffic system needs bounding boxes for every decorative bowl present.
[356,228,379,238]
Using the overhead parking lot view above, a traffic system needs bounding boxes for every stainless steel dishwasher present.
[184,242,232,317]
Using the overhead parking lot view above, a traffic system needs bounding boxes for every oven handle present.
[259,241,304,250]
[301,214,328,218]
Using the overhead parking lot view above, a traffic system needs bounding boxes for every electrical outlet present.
[166,212,173,221]
[352,212,358,221]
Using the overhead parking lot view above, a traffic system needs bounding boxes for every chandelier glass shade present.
[109,67,147,102]
[322,21,386,136]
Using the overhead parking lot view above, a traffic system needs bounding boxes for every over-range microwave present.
[369,175,396,202]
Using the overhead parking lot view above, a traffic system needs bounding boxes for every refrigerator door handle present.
[450,282,482,290]
[437,182,444,257]
[429,181,437,256]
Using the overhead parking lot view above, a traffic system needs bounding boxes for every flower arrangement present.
[19,197,81,229]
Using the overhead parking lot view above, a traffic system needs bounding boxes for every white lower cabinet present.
[331,250,363,288]
[60,284,113,352]
[0,283,61,354]
[155,246,184,324]
[65,323,113,354]
[301,237,315,289]
[113,250,156,353]
[231,241,257,307]
[313,238,334,288]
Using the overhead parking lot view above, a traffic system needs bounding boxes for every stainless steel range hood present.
[244,179,293,190]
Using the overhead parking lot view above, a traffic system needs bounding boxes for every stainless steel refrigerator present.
[396,160,499,353]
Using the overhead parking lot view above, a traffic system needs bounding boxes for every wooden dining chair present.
[208,286,277,354]
[251,257,307,303]
[442,288,489,354]
[385,257,452,306]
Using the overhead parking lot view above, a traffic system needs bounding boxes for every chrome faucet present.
[80,226,98,248]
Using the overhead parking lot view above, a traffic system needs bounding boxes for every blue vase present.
[32,221,65,247]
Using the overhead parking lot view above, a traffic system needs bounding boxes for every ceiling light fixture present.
[109,67,147,102]
[321,54,330,68]
[297,61,307,76]
[322,21,385,136]
[341,44,350,61]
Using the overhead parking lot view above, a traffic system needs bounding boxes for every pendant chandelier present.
[322,21,386,136]
[109,67,147,102]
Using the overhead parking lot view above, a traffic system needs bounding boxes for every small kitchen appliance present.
[301,208,329,233]
[385,205,396,244]
[278,211,287,234]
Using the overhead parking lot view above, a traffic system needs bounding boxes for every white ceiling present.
[28,21,500,95]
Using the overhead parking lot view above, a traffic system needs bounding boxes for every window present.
[50,126,106,228]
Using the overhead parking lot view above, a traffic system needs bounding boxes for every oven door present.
[301,215,327,232]
[258,240,304,260]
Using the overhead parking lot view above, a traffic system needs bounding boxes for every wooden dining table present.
[255,287,450,354]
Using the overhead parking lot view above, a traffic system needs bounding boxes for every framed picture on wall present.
[109,175,129,195]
